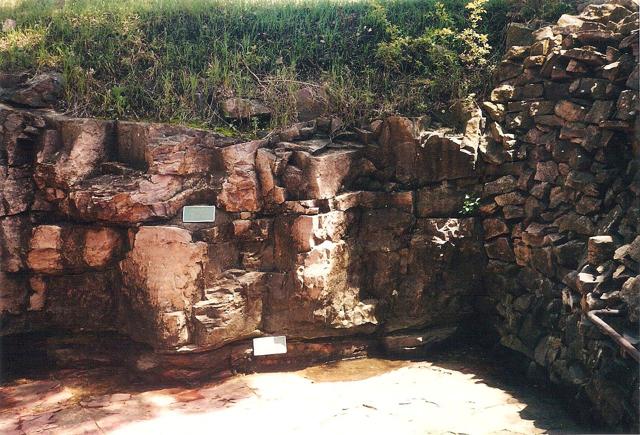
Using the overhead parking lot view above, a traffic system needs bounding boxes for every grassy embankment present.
[0,0,573,132]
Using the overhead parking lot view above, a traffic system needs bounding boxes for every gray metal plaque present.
[182,205,216,223]
[253,336,287,356]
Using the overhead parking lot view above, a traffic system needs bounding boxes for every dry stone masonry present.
[0,1,638,431]
[481,1,639,429]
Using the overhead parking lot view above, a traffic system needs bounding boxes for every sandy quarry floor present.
[0,349,591,435]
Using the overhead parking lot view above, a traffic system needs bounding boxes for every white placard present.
[182,205,216,223]
[253,336,287,356]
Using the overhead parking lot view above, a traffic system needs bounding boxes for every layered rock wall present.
[480,2,639,429]
[0,1,638,430]
[0,102,485,357]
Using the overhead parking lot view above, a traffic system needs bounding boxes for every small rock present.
[221,98,271,119]
[482,218,509,240]
[491,85,518,103]
[620,276,639,323]
[557,14,584,28]
[495,191,526,206]
[1,72,63,108]
[555,213,596,235]
[564,47,607,66]
[485,237,516,262]
[294,86,328,121]
[554,100,589,122]
[534,161,558,182]
[587,236,614,265]
[505,45,530,60]
[575,195,602,215]
[496,61,524,81]
[2,18,16,33]
[382,326,457,355]
[503,205,525,220]
[506,23,533,47]
[615,90,637,121]
[585,100,614,124]
[577,272,604,294]
[482,101,505,122]
[483,175,518,196]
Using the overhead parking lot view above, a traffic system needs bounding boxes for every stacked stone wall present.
[480,2,639,429]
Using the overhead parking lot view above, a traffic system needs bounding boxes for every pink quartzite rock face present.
[0,215,31,273]
[0,272,28,316]
[1,165,34,216]
[266,210,378,338]
[377,115,480,185]
[283,149,359,200]
[26,225,63,273]
[62,174,192,223]
[384,217,484,332]
[119,226,207,348]
[38,118,115,187]
[215,140,266,212]
[192,270,265,349]
[117,121,237,175]
[1,5,638,428]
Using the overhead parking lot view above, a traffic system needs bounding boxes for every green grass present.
[0,0,572,130]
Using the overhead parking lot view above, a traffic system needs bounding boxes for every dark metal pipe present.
[586,309,640,364]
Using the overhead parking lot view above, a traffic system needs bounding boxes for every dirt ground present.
[0,347,592,434]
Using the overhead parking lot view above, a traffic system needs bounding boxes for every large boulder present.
[215,139,266,212]
[282,148,360,200]
[192,270,265,349]
[34,118,115,188]
[119,226,207,348]
[377,116,480,185]
[0,72,63,108]
[116,121,237,175]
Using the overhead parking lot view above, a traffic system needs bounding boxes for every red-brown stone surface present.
[0,3,638,429]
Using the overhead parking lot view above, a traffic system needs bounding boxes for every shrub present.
[376,0,491,105]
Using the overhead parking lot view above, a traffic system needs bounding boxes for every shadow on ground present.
[0,342,597,434]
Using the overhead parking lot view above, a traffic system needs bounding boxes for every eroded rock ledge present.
[0,101,485,355]
[1,1,638,431]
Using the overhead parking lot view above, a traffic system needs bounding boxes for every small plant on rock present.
[460,194,480,216]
